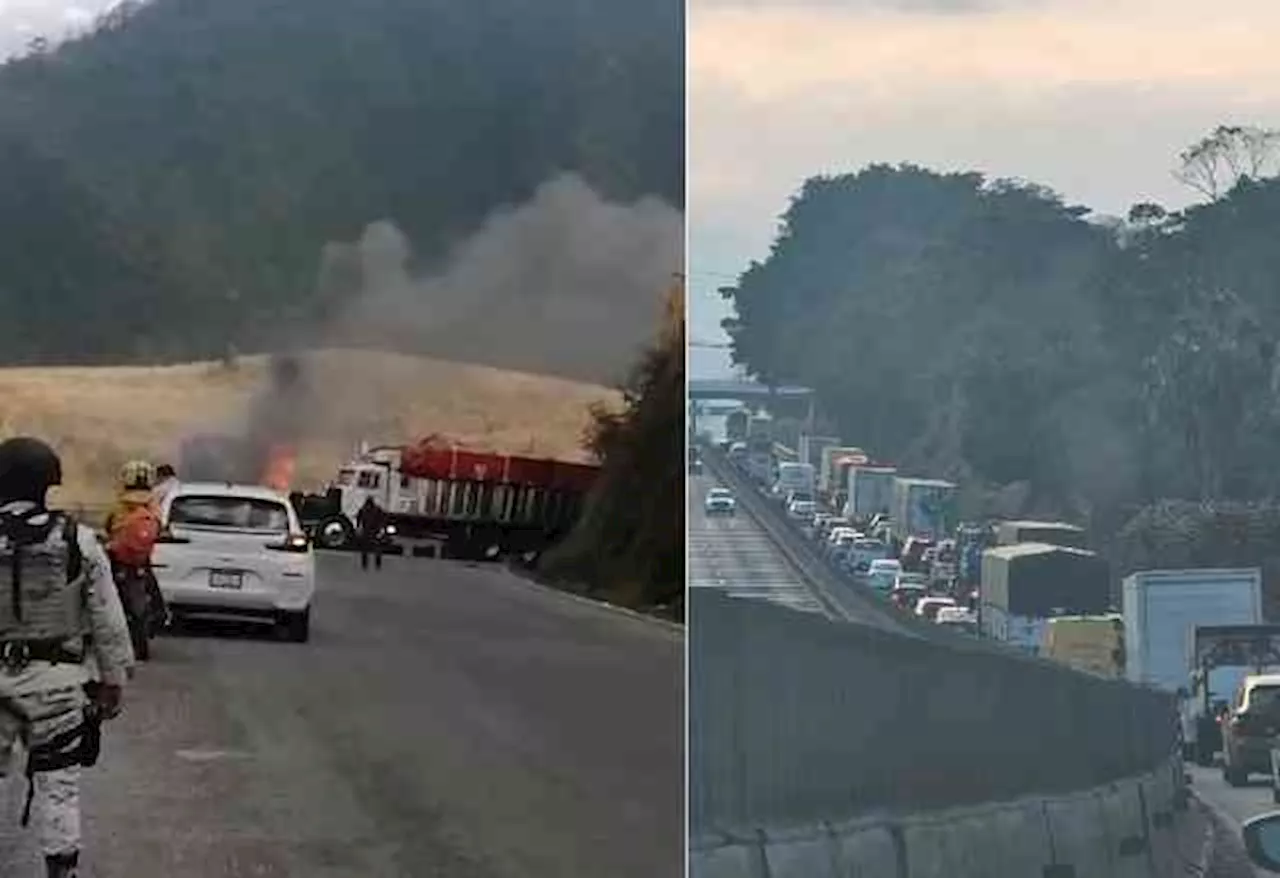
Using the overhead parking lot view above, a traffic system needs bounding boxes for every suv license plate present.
[209,570,244,590]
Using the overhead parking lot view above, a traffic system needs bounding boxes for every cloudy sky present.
[689,0,1280,376]
[0,0,112,56]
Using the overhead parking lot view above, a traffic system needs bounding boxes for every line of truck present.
[717,417,1279,771]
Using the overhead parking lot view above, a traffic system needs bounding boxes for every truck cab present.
[1184,665,1246,766]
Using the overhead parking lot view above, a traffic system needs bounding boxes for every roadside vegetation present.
[719,125,1280,582]
[540,283,684,621]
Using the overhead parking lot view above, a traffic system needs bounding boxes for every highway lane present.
[0,553,682,877]
[688,474,828,618]
[1188,765,1277,876]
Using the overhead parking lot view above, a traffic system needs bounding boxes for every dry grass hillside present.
[0,349,619,508]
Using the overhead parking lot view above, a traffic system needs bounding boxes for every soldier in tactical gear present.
[0,437,134,878]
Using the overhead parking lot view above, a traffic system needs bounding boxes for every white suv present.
[154,482,316,642]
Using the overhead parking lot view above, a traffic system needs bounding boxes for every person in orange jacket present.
[103,461,165,659]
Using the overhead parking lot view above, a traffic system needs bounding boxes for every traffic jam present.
[713,428,981,635]
[701,408,1280,851]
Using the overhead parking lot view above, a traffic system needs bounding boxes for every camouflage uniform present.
[0,505,134,873]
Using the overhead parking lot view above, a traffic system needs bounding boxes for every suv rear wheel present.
[1223,754,1249,787]
[280,608,310,643]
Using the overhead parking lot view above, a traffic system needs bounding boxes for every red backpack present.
[108,505,160,567]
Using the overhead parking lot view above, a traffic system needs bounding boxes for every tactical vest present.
[0,510,88,643]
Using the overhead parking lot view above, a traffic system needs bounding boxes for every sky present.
[689,0,1280,377]
[0,0,111,55]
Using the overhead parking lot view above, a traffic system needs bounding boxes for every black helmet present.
[0,437,62,501]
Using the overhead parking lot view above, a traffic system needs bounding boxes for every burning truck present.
[179,433,600,561]
[296,438,600,560]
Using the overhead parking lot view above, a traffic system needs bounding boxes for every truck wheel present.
[315,516,354,550]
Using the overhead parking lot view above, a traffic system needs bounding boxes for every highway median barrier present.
[692,441,1193,878]
[690,758,1192,878]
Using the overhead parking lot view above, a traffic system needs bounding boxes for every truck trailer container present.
[980,542,1111,654]
[843,465,897,524]
[288,438,600,560]
[891,477,957,541]
[1121,568,1263,761]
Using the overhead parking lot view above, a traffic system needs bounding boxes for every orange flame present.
[262,444,297,492]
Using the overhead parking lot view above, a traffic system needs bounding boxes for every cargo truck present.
[996,520,1086,549]
[1043,615,1126,678]
[979,543,1111,654]
[773,461,815,500]
[290,438,599,560]
[843,465,896,524]
[891,477,957,541]
[1187,624,1280,767]
[818,446,865,497]
[1121,569,1264,764]
[799,435,841,471]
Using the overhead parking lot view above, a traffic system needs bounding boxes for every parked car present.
[1221,673,1280,787]
[153,482,315,642]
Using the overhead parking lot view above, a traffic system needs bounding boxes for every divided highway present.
[689,474,829,617]
[0,554,683,878]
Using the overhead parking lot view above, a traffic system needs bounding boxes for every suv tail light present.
[1231,712,1274,736]
[267,533,310,553]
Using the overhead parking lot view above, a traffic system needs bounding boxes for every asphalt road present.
[688,474,827,618]
[0,554,683,877]
[1189,764,1279,876]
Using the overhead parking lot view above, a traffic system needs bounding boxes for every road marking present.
[175,748,252,762]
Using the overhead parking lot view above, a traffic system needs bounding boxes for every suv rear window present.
[1248,685,1280,714]
[170,495,290,531]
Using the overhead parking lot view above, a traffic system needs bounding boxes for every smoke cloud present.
[318,173,684,386]
[212,174,679,480]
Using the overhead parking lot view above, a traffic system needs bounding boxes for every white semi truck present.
[1121,568,1264,764]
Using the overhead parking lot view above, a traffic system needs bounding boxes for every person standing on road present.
[0,437,134,878]
[103,461,166,659]
[356,496,386,571]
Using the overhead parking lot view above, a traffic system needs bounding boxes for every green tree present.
[540,283,684,617]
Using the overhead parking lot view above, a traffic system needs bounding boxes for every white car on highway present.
[153,482,316,642]
[866,558,902,592]
[704,487,737,516]
[787,499,817,524]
